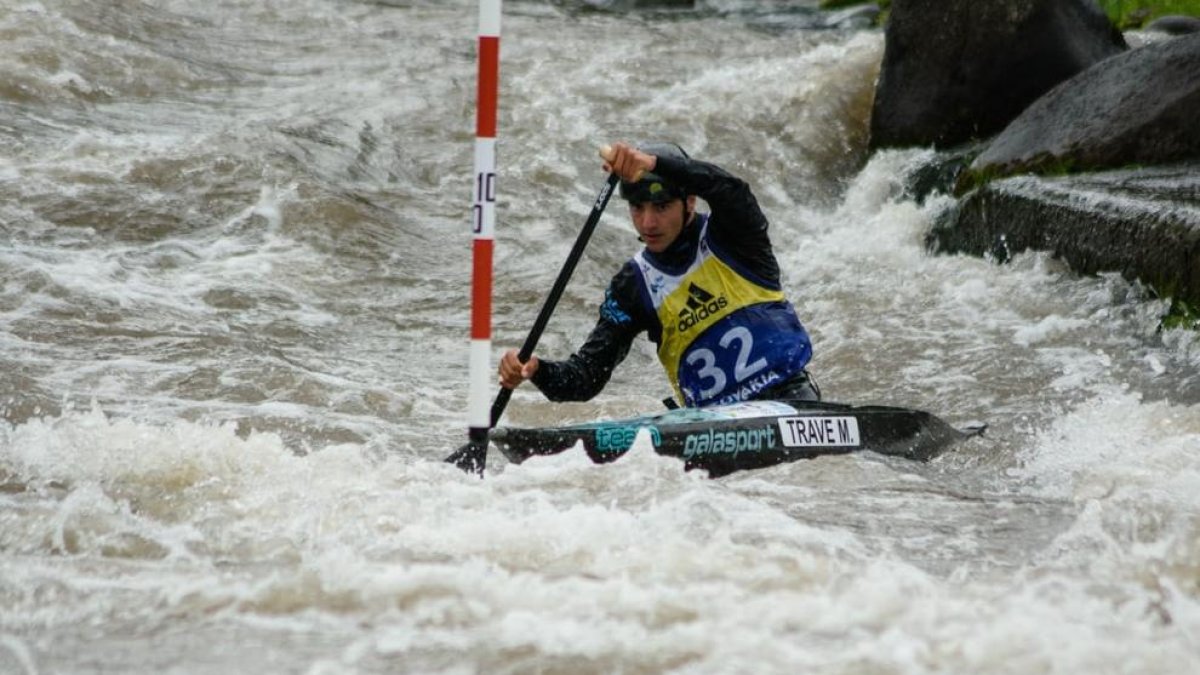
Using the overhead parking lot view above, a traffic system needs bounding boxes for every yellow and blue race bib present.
[632,219,812,407]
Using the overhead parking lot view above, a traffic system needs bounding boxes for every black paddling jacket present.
[529,153,810,405]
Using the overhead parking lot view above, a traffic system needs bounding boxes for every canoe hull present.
[490,400,982,477]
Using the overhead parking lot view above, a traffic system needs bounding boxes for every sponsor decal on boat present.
[777,416,860,447]
[594,425,661,453]
[682,426,777,459]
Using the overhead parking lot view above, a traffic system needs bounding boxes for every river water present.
[2,1,1198,673]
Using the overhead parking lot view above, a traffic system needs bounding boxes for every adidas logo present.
[677,282,728,333]
[685,282,714,310]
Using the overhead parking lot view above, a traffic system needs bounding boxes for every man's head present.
[619,142,696,253]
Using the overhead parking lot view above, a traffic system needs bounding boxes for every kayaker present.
[498,141,819,408]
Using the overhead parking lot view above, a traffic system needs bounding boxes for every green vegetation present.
[1095,0,1200,29]
[1162,297,1200,331]
[1144,278,1200,331]
[954,153,1085,196]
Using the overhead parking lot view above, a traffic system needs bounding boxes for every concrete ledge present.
[927,162,1200,307]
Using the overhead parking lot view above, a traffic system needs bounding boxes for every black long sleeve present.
[528,314,635,401]
[529,266,647,401]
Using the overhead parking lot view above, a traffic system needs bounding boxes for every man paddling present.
[498,141,819,408]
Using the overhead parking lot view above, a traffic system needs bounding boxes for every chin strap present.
[681,194,694,227]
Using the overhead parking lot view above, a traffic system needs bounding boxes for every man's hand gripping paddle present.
[446,165,621,475]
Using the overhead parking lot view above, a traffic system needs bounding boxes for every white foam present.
[3,4,1199,672]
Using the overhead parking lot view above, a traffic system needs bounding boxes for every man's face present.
[629,197,694,253]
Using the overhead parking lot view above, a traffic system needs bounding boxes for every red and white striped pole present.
[467,0,501,449]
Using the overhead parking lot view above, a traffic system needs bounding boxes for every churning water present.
[2,1,1198,673]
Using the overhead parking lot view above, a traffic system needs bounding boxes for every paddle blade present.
[445,440,487,476]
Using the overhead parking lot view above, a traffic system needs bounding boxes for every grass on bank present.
[1164,301,1200,330]
[1095,0,1200,28]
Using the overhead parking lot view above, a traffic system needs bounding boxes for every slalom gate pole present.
[461,0,501,473]
[447,172,620,475]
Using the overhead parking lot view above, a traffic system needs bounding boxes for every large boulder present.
[962,33,1200,189]
[870,0,1127,150]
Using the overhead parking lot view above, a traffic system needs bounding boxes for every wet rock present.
[962,33,1200,190]
[821,4,882,30]
[580,0,694,9]
[929,163,1200,307]
[903,143,986,204]
[870,0,1126,150]
[1146,15,1200,35]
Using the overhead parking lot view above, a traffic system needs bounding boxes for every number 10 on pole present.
[473,167,496,234]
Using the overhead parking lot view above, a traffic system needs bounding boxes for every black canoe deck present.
[489,399,984,477]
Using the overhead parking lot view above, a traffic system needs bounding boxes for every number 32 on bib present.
[685,326,767,400]
[677,321,808,407]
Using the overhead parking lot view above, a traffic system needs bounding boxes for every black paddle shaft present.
[448,172,620,473]
[489,171,620,427]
